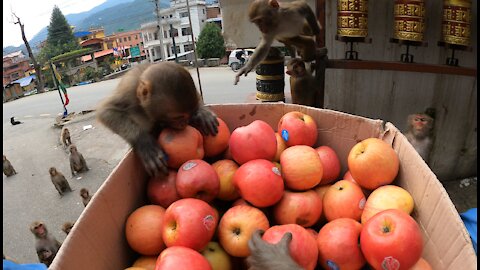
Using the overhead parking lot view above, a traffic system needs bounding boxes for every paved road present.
[2,65,291,264]
[3,66,289,123]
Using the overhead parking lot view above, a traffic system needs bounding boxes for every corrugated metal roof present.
[12,75,36,87]
[74,31,92,38]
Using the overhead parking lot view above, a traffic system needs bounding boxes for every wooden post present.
[314,0,327,108]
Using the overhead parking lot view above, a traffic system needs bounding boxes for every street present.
[3,66,290,123]
[2,66,291,263]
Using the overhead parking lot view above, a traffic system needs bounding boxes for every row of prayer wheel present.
[336,0,472,46]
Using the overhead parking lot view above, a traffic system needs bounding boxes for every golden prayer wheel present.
[442,0,471,46]
[393,0,426,42]
[255,48,285,102]
[337,0,368,37]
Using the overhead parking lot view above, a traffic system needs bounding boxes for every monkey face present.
[49,167,56,176]
[33,223,47,237]
[69,145,77,153]
[165,112,191,130]
[412,115,431,130]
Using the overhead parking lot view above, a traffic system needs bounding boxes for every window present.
[171,46,180,54]
[184,44,194,52]
[164,31,168,38]
[107,42,113,49]
[135,35,138,40]
[180,12,189,18]
[128,36,131,41]
[117,38,121,43]
[170,28,178,37]
[154,32,158,40]
[181,27,192,36]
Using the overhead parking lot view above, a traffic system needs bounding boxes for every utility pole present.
[152,0,165,61]
[169,23,178,63]
[186,0,203,98]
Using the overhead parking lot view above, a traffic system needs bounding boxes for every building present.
[140,0,208,62]
[3,51,32,86]
[103,30,147,61]
[74,27,106,52]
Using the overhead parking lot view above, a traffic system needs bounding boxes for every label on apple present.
[272,167,281,176]
[359,197,366,210]
[326,260,340,270]
[182,161,197,171]
[281,129,289,142]
[203,215,215,231]
[381,256,400,270]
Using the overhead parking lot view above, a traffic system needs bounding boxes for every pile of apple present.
[123,111,433,270]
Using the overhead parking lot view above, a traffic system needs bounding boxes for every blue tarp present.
[12,75,36,87]
[460,208,477,255]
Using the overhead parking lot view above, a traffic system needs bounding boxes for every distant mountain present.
[3,0,170,56]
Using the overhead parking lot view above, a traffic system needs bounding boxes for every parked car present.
[228,49,255,71]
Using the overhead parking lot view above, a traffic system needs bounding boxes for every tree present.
[40,5,80,61]
[196,23,225,59]
[12,12,45,93]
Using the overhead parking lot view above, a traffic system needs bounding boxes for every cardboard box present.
[50,103,476,270]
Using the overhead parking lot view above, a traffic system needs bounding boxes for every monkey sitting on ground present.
[60,127,72,149]
[3,155,17,177]
[69,144,89,177]
[235,0,321,85]
[247,230,303,270]
[10,116,22,125]
[30,221,62,267]
[62,222,74,235]
[49,167,73,196]
[96,62,219,177]
[286,58,319,107]
[79,188,92,207]
[405,112,434,163]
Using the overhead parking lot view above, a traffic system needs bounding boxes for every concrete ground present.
[3,87,477,264]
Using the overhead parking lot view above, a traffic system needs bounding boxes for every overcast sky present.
[3,0,106,48]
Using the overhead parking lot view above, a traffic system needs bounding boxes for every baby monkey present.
[405,112,434,163]
[286,58,319,107]
[80,188,92,207]
[3,155,17,177]
[97,62,219,177]
[30,221,62,267]
[247,230,303,270]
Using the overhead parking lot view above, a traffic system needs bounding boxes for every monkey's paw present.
[190,108,219,136]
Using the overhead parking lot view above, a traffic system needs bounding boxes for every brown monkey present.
[286,58,319,107]
[49,167,73,195]
[30,221,62,267]
[3,155,17,177]
[235,0,321,84]
[79,188,92,207]
[69,144,89,177]
[60,127,72,149]
[96,62,219,177]
[61,222,74,235]
[405,113,434,163]
[247,230,302,270]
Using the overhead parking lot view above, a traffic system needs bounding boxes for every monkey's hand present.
[234,66,253,85]
[190,107,219,136]
[133,135,169,177]
[247,230,304,270]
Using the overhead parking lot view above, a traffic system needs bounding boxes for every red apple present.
[361,185,414,224]
[323,180,366,222]
[263,224,318,270]
[360,209,423,270]
[280,145,323,190]
[176,159,220,203]
[277,111,318,147]
[200,242,232,270]
[348,138,399,190]
[229,120,277,165]
[410,257,433,270]
[273,190,322,227]
[162,198,217,251]
[274,132,288,162]
[158,125,204,169]
[233,159,284,207]
[232,198,251,207]
[315,146,341,184]
[147,170,181,208]
[133,255,157,270]
[126,205,166,256]
[218,205,270,257]
[203,117,231,157]
[343,170,355,182]
[317,218,366,270]
[211,159,240,201]
[155,246,212,270]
